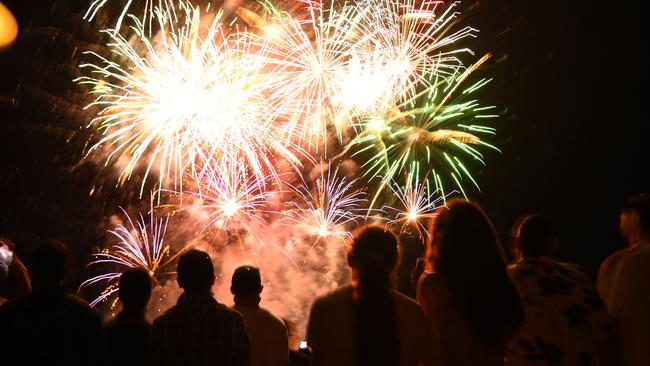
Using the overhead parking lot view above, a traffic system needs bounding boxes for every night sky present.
[1,0,648,286]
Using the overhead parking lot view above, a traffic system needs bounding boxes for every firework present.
[283,163,367,245]
[346,53,498,209]
[334,0,478,114]
[78,1,307,195]
[186,155,274,232]
[250,0,364,144]
[79,204,184,307]
[384,170,451,237]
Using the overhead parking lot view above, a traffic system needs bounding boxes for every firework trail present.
[79,203,185,307]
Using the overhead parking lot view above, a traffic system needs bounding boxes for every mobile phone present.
[299,340,308,350]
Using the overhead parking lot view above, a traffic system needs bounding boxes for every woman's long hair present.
[348,225,401,366]
[430,199,523,345]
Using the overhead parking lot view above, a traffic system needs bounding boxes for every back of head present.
[29,239,69,286]
[347,225,400,366]
[430,199,523,344]
[177,249,214,294]
[231,265,262,296]
[119,268,152,309]
[622,193,650,237]
[515,214,555,257]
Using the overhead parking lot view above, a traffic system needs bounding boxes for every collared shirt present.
[508,256,613,366]
[233,304,288,366]
[597,241,650,366]
[151,294,251,366]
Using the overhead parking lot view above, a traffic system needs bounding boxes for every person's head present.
[118,268,152,311]
[347,225,401,366]
[347,225,399,281]
[513,214,558,258]
[29,239,70,286]
[428,198,523,344]
[177,249,214,295]
[230,265,262,306]
[620,194,650,244]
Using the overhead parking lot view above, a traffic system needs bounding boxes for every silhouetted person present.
[417,199,524,366]
[0,237,30,304]
[151,249,251,366]
[508,214,616,366]
[103,268,153,366]
[0,239,101,366]
[597,194,650,366]
[307,225,428,366]
[231,265,288,366]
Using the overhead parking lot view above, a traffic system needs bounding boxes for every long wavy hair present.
[429,199,523,345]
[348,225,401,366]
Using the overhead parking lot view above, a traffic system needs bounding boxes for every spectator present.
[307,225,428,366]
[151,249,251,366]
[508,214,616,366]
[417,199,524,366]
[231,265,289,366]
[597,194,650,366]
[103,268,153,366]
[0,237,30,304]
[0,239,101,366]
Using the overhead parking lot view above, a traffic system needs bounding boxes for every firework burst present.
[384,170,451,237]
[78,1,307,195]
[79,204,185,307]
[283,164,367,246]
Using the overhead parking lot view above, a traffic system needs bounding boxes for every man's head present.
[177,249,214,294]
[513,215,557,258]
[29,240,70,286]
[230,265,262,306]
[119,268,152,311]
[620,194,650,244]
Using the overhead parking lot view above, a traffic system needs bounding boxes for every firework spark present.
[186,156,274,232]
[79,204,184,307]
[385,171,451,237]
[283,164,367,245]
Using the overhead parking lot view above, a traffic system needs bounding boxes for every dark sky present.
[1,0,648,282]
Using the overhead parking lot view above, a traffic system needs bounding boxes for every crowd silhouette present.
[1,194,649,366]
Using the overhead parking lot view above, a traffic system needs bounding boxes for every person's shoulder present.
[153,303,183,325]
[62,292,101,320]
[601,246,635,268]
[313,284,353,306]
[419,271,444,288]
[259,307,288,330]
[392,289,424,316]
[618,244,650,269]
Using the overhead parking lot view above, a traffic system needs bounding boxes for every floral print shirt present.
[507,256,613,366]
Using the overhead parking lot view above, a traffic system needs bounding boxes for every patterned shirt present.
[507,257,613,366]
[151,294,251,366]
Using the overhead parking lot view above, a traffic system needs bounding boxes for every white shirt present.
[597,241,650,366]
[233,304,288,366]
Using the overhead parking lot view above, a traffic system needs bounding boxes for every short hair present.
[515,215,555,256]
[177,249,214,293]
[119,268,152,308]
[622,194,650,235]
[29,240,70,283]
[231,265,262,295]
